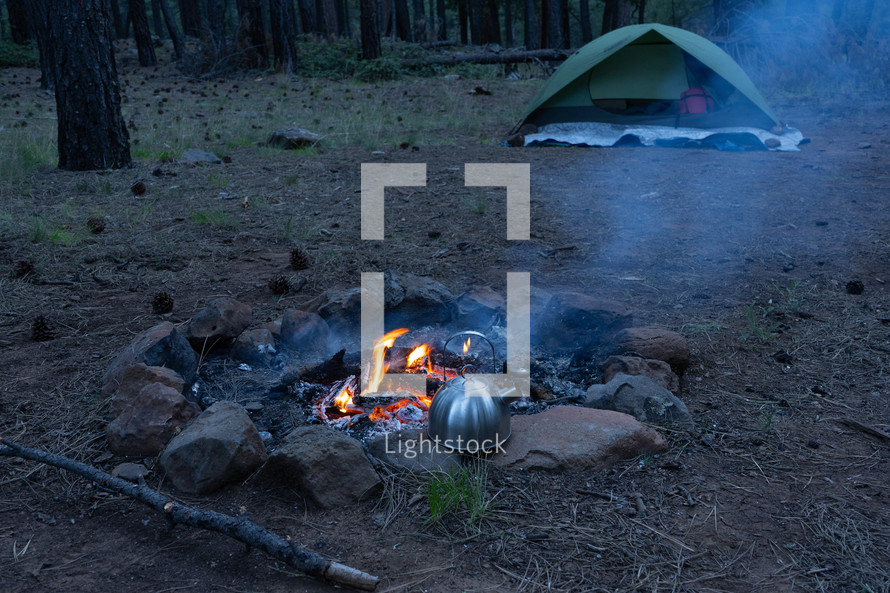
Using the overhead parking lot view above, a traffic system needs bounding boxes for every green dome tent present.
[513,23,781,134]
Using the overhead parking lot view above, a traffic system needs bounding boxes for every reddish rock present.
[304,287,361,335]
[232,328,276,365]
[608,327,690,373]
[535,293,632,353]
[186,297,252,343]
[159,401,267,495]
[106,383,201,457]
[101,322,197,396]
[491,406,667,470]
[110,363,186,416]
[260,425,381,509]
[280,310,330,355]
[600,355,680,393]
[258,317,283,341]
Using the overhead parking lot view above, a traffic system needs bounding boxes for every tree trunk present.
[237,0,269,68]
[469,0,481,44]
[7,0,31,43]
[560,0,569,48]
[322,0,338,38]
[394,0,410,40]
[412,0,425,41]
[579,0,591,43]
[108,0,127,38]
[601,0,630,34]
[457,0,468,44]
[544,0,562,49]
[360,0,381,59]
[46,0,131,170]
[297,0,316,33]
[638,0,645,24]
[270,0,299,71]
[524,0,538,49]
[179,0,203,36]
[481,0,499,44]
[30,0,55,90]
[158,0,184,59]
[504,0,512,46]
[436,0,446,40]
[130,0,158,66]
[401,47,570,67]
[207,0,225,44]
[151,0,166,37]
[336,0,349,36]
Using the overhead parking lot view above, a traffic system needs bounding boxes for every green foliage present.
[740,303,778,343]
[0,41,39,67]
[354,56,402,82]
[755,404,779,433]
[425,461,495,530]
[191,209,236,229]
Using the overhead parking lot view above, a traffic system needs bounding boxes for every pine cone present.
[12,260,35,279]
[31,315,55,342]
[268,275,290,295]
[289,248,310,270]
[87,217,106,234]
[151,291,174,314]
[130,180,147,196]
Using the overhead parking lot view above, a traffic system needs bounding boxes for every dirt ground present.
[1,54,889,593]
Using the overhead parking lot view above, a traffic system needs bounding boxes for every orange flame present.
[463,336,471,354]
[406,344,433,374]
[333,384,354,413]
[366,328,410,394]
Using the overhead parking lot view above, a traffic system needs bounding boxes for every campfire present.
[312,328,471,431]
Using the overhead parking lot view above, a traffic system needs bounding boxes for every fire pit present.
[312,328,471,434]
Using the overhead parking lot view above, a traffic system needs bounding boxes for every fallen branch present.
[835,418,890,442]
[0,438,378,591]
[400,48,573,68]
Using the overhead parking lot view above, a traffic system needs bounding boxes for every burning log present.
[0,438,379,591]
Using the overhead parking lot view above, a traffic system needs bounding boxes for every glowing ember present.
[366,328,410,394]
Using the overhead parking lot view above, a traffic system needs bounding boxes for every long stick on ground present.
[399,48,573,68]
[0,438,378,591]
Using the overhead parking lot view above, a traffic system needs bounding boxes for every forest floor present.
[1,47,889,593]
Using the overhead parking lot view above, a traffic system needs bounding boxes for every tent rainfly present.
[512,23,782,134]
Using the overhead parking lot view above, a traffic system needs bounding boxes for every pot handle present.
[439,330,497,380]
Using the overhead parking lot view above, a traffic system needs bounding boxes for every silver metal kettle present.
[427,331,518,452]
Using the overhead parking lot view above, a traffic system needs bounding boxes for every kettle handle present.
[440,331,497,380]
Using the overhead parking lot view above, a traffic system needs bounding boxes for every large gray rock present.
[305,287,361,336]
[280,310,329,356]
[305,271,456,337]
[608,327,691,373]
[268,127,321,149]
[600,355,680,394]
[110,363,186,416]
[384,269,456,328]
[186,297,252,343]
[585,373,693,429]
[366,429,462,473]
[492,406,667,470]
[101,322,197,397]
[534,293,632,353]
[261,426,381,509]
[159,401,267,495]
[232,328,276,365]
[106,383,201,457]
[455,286,505,330]
[181,148,221,164]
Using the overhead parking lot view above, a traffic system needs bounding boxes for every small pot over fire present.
[427,331,519,452]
